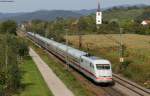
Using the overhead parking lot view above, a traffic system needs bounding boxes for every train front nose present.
[95,64,112,83]
[96,76,113,83]
[99,70,112,77]
[96,70,112,83]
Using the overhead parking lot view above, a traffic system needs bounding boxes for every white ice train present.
[27,32,113,83]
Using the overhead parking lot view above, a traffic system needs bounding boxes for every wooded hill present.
[0,5,150,22]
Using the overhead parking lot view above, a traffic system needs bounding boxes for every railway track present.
[27,36,150,96]
[113,74,150,96]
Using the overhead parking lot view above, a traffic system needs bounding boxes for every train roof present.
[28,32,88,59]
[81,56,111,64]
[27,32,111,65]
[59,45,88,59]
[89,56,101,60]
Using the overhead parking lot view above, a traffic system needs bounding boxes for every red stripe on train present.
[96,77,112,80]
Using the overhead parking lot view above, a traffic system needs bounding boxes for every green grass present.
[29,41,99,96]
[15,56,53,96]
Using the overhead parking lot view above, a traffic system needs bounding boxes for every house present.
[141,20,150,25]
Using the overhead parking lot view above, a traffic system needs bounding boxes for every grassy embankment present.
[15,56,53,96]
[28,40,103,96]
[67,34,150,88]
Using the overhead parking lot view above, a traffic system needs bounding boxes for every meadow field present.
[67,34,150,88]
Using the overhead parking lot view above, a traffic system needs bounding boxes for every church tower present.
[96,0,102,25]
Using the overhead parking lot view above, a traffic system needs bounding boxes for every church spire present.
[96,0,102,25]
[97,0,101,12]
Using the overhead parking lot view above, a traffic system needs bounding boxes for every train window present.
[90,63,94,69]
[90,63,92,66]
[105,66,110,69]
[96,64,110,70]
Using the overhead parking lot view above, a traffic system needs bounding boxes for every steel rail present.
[113,74,150,96]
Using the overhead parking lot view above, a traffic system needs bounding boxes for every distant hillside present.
[0,13,25,19]
[0,4,150,23]
[103,8,142,22]
[102,5,150,22]
[136,8,150,21]
[0,10,82,22]
[75,9,96,15]
[76,5,150,23]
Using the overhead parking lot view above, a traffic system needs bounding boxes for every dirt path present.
[29,48,74,96]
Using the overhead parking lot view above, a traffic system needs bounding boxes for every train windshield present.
[96,64,110,70]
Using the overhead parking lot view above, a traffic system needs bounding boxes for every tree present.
[0,20,17,35]
[0,34,29,95]
[78,17,88,33]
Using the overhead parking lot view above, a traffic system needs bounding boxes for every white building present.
[96,1,102,25]
[141,20,150,26]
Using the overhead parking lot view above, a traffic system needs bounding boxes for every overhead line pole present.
[65,28,69,70]
[119,28,124,70]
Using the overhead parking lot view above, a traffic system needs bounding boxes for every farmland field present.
[68,34,150,49]
[67,34,150,88]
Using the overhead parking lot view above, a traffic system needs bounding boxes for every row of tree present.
[24,13,150,42]
[0,20,28,95]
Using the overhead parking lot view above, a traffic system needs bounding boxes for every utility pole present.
[73,19,82,49]
[45,28,48,49]
[65,28,69,70]
[79,32,82,49]
[45,29,48,38]
[5,36,8,72]
[4,32,9,96]
[119,28,124,66]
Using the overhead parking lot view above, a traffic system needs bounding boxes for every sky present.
[0,0,150,13]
